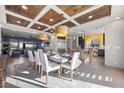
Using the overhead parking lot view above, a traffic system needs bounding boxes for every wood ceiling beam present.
[71,5,104,19]
[51,5,80,26]
[27,5,51,28]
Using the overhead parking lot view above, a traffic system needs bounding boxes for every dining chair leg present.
[39,65,41,73]
[60,66,62,75]
[41,67,43,78]
[75,68,79,76]
[71,70,73,81]
[60,66,64,75]
[46,72,48,85]
[58,69,61,77]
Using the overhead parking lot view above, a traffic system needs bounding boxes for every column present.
[0,25,2,55]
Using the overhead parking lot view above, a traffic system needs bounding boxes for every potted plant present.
[1,41,11,55]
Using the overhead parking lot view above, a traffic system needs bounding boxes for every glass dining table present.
[48,54,69,64]
[48,53,72,74]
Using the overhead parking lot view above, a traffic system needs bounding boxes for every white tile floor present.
[5,56,124,88]
[6,75,110,88]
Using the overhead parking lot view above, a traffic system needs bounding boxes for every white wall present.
[105,19,124,69]
[82,19,124,69]
[0,26,1,55]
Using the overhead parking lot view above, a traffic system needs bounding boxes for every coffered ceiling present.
[3,5,112,34]
[57,5,92,16]
[6,14,30,27]
[46,29,55,33]
[39,9,65,26]
[75,5,111,24]
[31,23,47,31]
[5,5,45,19]
[61,21,76,27]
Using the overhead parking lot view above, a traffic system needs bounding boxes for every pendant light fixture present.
[39,33,48,40]
[55,25,69,37]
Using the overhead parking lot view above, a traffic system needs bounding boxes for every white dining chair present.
[39,51,60,84]
[61,52,82,80]
[37,49,43,52]
[34,51,42,73]
[27,50,35,67]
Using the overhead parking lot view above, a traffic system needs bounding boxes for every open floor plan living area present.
[0,5,124,88]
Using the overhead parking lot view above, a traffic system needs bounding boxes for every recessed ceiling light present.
[16,21,21,24]
[49,18,53,22]
[37,27,41,29]
[115,17,120,20]
[88,15,93,19]
[22,5,28,10]
[51,30,53,32]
